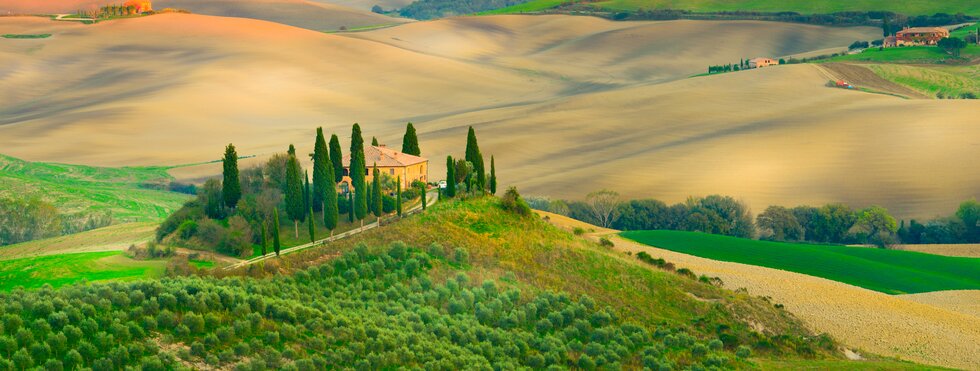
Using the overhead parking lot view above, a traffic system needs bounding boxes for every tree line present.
[396,0,530,20]
[528,191,980,247]
[441,126,497,199]
[0,198,112,246]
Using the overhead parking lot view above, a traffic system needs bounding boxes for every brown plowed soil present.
[818,62,930,98]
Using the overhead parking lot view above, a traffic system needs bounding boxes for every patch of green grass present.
[950,22,979,38]
[189,259,215,269]
[486,0,980,16]
[2,34,52,39]
[0,154,191,222]
[866,63,980,97]
[621,230,980,294]
[818,45,980,63]
[0,251,166,291]
[0,222,157,260]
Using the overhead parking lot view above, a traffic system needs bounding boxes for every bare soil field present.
[893,244,980,258]
[899,290,980,318]
[817,62,930,98]
[1,14,975,219]
[0,222,156,260]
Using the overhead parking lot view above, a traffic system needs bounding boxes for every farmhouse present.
[748,57,778,68]
[894,27,949,46]
[341,145,428,192]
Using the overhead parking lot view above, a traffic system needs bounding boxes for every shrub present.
[598,237,614,248]
[676,268,696,280]
[501,187,531,217]
[736,345,752,358]
[573,227,585,236]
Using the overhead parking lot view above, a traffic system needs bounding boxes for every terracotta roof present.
[897,27,948,34]
[343,146,427,168]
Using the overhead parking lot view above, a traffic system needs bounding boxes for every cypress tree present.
[308,206,315,242]
[445,156,456,198]
[420,183,427,211]
[351,124,368,225]
[285,151,305,237]
[303,170,311,217]
[272,209,281,256]
[465,126,486,191]
[222,143,241,209]
[372,165,382,218]
[371,136,379,146]
[489,155,497,195]
[329,134,344,183]
[347,190,354,223]
[396,176,402,217]
[312,127,329,212]
[401,123,420,156]
[288,144,296,156]
[323,146,338,236]
[260,220,268,256]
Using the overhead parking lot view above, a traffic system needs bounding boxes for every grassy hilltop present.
[486,0,980,16]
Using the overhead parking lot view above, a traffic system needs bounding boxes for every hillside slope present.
[488,0,980,16]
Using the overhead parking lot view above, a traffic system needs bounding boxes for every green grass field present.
[0,154,191,222]
[0,251,166,291]
[2,34,52,39]
[621,230,980,294]
[866,64,980,97]
[821,45,980,63]
[0,222,156,260]
[487,0,980,16]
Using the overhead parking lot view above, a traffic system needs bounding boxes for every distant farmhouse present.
[884,27,950,47]
[123,0,153,13]
[341,145,428,192]
[748,57,778,69]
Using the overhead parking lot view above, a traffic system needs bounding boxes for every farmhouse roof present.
[343,145,427,168]
[897,27,948,34]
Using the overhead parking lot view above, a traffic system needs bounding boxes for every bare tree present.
[587,189,621,228]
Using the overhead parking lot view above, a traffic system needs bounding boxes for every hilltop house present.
[893,27,949,46]
[122,0,152,13]
[341,145,428,193]
[748,57,778,68]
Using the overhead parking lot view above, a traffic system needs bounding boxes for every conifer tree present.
[420,183,427,211]
[288,144,296,156]
[329,134,344,183]
[372,137,379,146]
[489,155,497,195]
[304,170,311,217]
[445,156,456,198]
[372,165,382,218]
[272,209,281,256]
[308,206,315,242]
[312,127,329,212]
[222,144,241,209]
[260,220,268,256]
[347,190,354,223]
[402,123,420,156]
[465,126,486,191]
[350,124,368,225]
[396,176,402,217]
[323,148,339,236]
[285,151,305,237]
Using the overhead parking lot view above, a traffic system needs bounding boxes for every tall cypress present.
[260,220,268,256]
[303,170,311,217]
[288,144,296,156]
[371,137,379,146]
[285,151,305,237]
[347,190,354,223]
[350,124,368,224]
[420,183,427,211]
[372,165,382,218]
[465,126,485,191]
[323,144,338,236]
[402,123,420,156]
[308,206,315,242]
[396,176,402,217]
[329,134,344,183]
[312,127,329,212]
[222,144,241,209]
[489,155,497,195]
[272,209,281,256]
[445,156,456,198]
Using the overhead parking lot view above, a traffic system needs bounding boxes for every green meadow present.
[621,230,980,294]
[0,251,167,291]
[0,154,191,222]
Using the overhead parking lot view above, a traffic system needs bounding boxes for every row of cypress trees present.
[221,123,424,256]
[444,126,496,198]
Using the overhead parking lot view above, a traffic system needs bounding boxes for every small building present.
[341,145,428,193]
[895,27,949,46]
[123,0,153,13]
[883,35,897,47]
[748,57,778,69]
